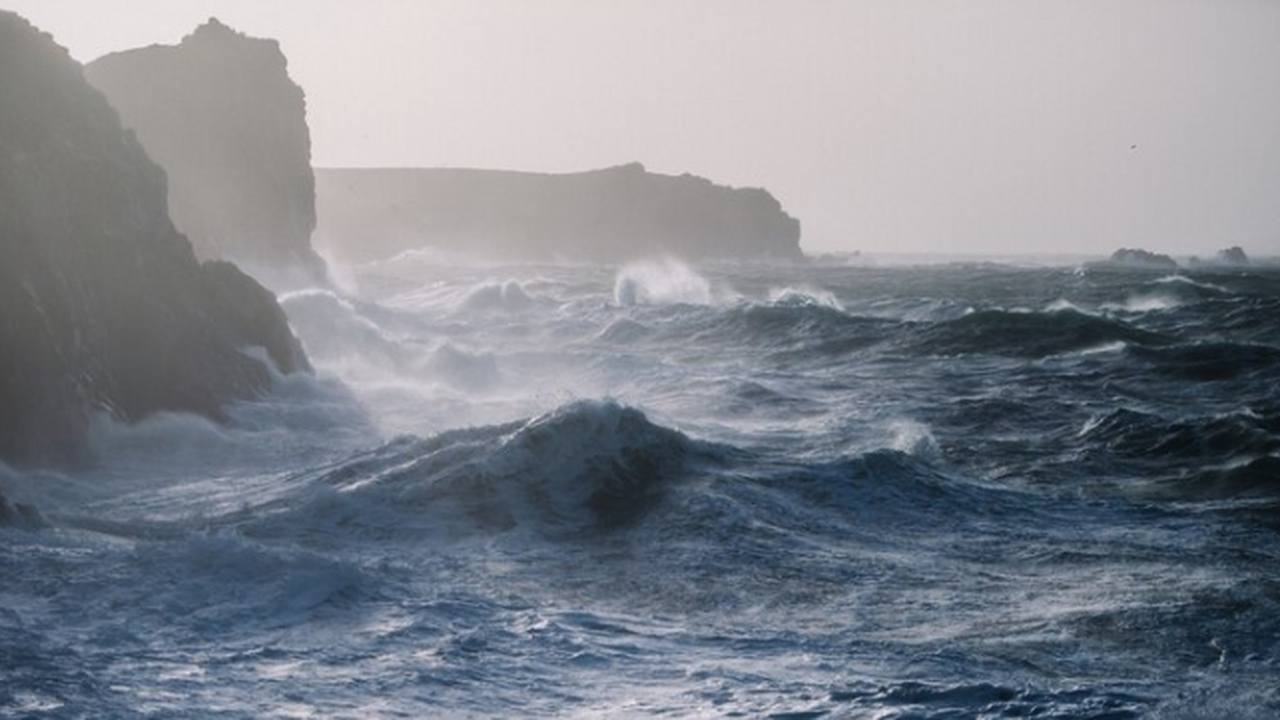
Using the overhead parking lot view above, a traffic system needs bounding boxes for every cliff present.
[313,164,803,264]
[0,12,310,467]
[85,18,325,287]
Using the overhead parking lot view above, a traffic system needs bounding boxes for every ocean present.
[2,256,1278,718]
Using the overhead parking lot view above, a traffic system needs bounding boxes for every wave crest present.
[1081,409,1279,461]
[913,308,1164,358]
[273,400,707,537]
[457,280,538,313]
[614,259,714,306]
[767,286,843,310]
[1126,342,1280,382]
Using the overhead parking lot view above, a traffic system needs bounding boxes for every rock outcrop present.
[1215,246,1250,266]
[1190,246,1251,268]
[0,12,310,467]
[86,18,325,287]
[1095,248,1180,271]
[0,488,44,528]
[314,163,803,264]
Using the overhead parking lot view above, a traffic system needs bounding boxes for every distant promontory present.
[0,12,310,467]
[86,18,326,287]
[313,164,803,264]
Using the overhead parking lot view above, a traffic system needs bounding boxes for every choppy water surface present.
[3,258,1279,718]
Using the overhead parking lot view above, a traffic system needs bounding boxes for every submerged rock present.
[86,18,326,287]
[0,11,310,467]
[314,163,804,264]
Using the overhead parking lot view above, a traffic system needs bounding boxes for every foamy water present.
[3,259,1279,717]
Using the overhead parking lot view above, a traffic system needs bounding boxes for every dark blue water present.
[3,258,1279,717]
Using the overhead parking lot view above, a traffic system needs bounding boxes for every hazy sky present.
[6,0,1280,256]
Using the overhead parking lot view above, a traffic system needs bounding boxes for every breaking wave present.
[614,258,715,306]
[8,260,1280,718]
[252,400,711,538]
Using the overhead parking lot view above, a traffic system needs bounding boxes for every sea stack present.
[0,12,310,467]
[86,18,326,287]
[314,163,804,264]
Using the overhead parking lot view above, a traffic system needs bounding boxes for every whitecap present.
[614,258,714,306]
[767,286,843,310]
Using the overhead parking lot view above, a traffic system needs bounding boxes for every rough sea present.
[3,255,1279,718]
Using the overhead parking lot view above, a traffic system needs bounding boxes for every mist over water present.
[4,253,1279,717]
[4,3,1279,716]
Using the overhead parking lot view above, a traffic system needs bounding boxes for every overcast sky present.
[6,0,1280,256]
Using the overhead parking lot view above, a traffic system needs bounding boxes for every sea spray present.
[8,260,1280,718]
[614,258,714,306]
[767,285,844,310]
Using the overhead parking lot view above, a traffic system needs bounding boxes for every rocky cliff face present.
[86,18,325,287]
[0,12,310,467]
[314,163,803,264]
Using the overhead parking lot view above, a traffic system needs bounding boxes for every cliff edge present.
[86,18,326,287]
[0,12,310,467]
[314,164,803,264]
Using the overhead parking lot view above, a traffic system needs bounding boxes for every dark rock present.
[86,18,326,287]
[1099,248,1180,271]
[1189,246,1252,269]
[314,163,803,264]
[1206,246,1251,267]
[0,489,45,528]
[1217,246,1250,265]
[0,11,310,468]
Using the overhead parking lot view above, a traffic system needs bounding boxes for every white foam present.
[313,247,362,296]
[889,420,942,461]
[1101,293,1182,313]
[1045,298,1092,314]
[1068,341,1130,357]
[1152,274,1229,293]
[457,280,537,313]
[82,371,374,487]
[376,245,498,269]
[767,286,843,310]
[1124,294,1182,312]
[421,343,502,392]
[614,258,714,306]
